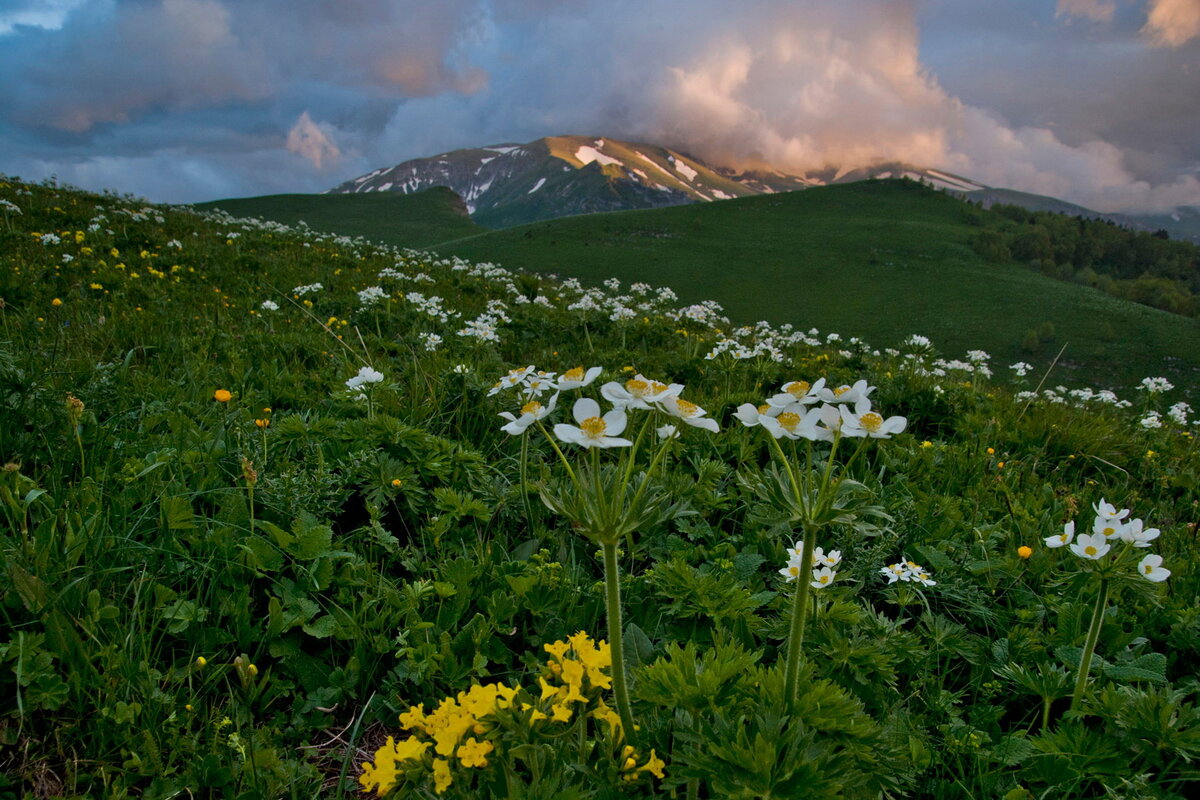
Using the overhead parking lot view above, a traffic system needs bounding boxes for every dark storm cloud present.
[0,0,1197,211]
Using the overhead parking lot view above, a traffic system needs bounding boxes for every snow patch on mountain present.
[528,177,546,194]
[576,145,621,168]
[672,158,698,182]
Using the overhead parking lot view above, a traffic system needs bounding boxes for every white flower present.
[420,332,442,352]
[1120,519,1160,548]
[1045,520,1074,548]
[499,393,559,435]
[345,366,385,395]
[733,402,779,427]
[600,375,682,410]
[1167,402,1192,426]
[656,424,680,440]
[553,398,632,448]
[487,366,535,396]
[881,560,935,585]
[839,399,907,439]
[522,372,558,396]
[779,560,806,582]
[766,378,826,409]
[452,364,469,374]
[817,379,874,405]
[1009,362,1032,377]
[555,366,602,390]
[1139,376,1174,394]
[1069,532,1111,560]
[260,300,279,311]
[660,395,719,432]
[1093,499,1130,523]
[1137,554,1170,583]
[759,405,823,440]
[813,548,842,568]
[357,286,389,308]
[810,566,838,589]
[1092,515,1128,540]
[880,563,906,584]
[1140,412,1163,429]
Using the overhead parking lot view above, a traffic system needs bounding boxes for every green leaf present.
[160,495,195,530]
[302,615,339,639]
[623,622,655,668]
[1103,652,1167,684]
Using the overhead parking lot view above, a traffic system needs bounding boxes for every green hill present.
[438,179,1200,391]
[194,186,484,248]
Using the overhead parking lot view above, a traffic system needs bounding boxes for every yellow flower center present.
[784,380,810,397]
[675,398,699,417]
[581,417,607,438]
[834,385,851,396]
[757,404,770,414]
[860,412,883,432]
[521,401,542,416]
[1101,526,1115,537]
[1144,564,1153,574]
[563,367,584,381]
[818,575,830,584]
[789,566,800,576]
[777,411,801,432]
[625,379,649,396]
[650,381,669,394]
[1085,545,1098,556]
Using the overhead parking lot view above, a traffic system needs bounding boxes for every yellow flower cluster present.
[539,631,615,728]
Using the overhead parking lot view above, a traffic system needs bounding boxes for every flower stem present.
[519,433,534,529]
[1070,577,1109,713]
[601,541,636,741]
[783,528,818,704]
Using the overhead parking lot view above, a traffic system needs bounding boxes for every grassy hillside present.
[195,186,484,248]
[3,175,1199,798]
[440,180,1200,393]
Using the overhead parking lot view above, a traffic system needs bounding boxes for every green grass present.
[195,186,485,249]
[439,180,1200,392]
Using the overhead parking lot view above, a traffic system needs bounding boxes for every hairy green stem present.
[602,541,636,741]
[783,528,818,704]
[1070,577,1109,713]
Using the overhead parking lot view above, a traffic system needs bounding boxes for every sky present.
[1,0,1198,212]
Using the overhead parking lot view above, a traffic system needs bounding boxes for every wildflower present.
[1119,519,1160,548]
[1140,412,1163,429]
[555,366,602,390]
[214,389,232,403]
[1017,546,1033,559]
[196,656,208,667]
[255,418,270,428]
[1139,376,1174,394]
[759,406,822,440]
[499,393,559,435]
[767,378,826,408]
[391,479,403,488]
[1045,520,1074,548]
[838,400,907,439]
[1069,532,1110,560]
[1092,515,1127,539]
[345,366,385,392]
[733,402,779,427]
[1093,499,1130,523]
[657,424,679,439]
[1137,554,1170,582]
[432,758,453,793]
[810,566,838,589]
[817,379,874,405]
[778,561,805,582]
[487,366,535,396]
[553,398,632,448]
[455,737,494,768]
[659,395,719,432]
[600,375,682,410]
[813,548,842,567]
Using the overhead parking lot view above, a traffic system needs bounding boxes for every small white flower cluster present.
[40,232,61,245]
[291,282,323,296]
[779,542,842,589]
[419,332,442,352]
[1009,362,1032,377]
[1044,499,1169,582]
[1167,401,1192,427]
[1139,376,1174,394]
[357,286,389,309]
[0,198,21,214]
[61,253,73,264]
[403,292,457,323]
[735,378,906,442]
[903,334,932,350]
[670,300,728,328]
[457,313,502,343]
[1140,412,1163,429]
[260,299,280,311]
[880,559,936,586]
[345,365,385,398]
[166,239,183,249]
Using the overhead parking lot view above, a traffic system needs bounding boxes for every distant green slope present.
[440,180,1200,389]
[193,187,484,249]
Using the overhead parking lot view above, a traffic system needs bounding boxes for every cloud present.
[1142,0,1200,45]
[1056,0,1117,22]
[286,112,342,169]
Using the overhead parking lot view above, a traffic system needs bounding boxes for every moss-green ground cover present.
[2,176,1198,798]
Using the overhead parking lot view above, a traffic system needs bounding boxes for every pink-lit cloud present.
[1143,0,1200,45]
[286,112,341,169]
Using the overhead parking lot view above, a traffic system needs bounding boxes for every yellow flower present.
[196,656,207,667]
[550,703,572,722]
[640,749,666,779]
[456,737,494,768]
[359,736,430,796]
[432,758,453,794]
[398,705,426,731]
[255,418,270,428]
[1017,546,1033,559]
[391,478,402,487]
[214,389,232,403]
[986,447,995,455]
[921,440,932,448]
[51,298,62,307]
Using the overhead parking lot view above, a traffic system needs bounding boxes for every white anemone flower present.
[839,399,907,439]
[522,372,558,397]
[487,365,535,396]
[760,405,823,440]
[660,395,719,432]
[733,402,780,427]
[779,559,805,582]
[813,548,842,567]
[499,393,558,436]
[553,397,632,448]
[345,366,385,391]
[1093,499,1130,522]
[657,424,680,440]
[817,379,874,405]
[1092,515,1128,540]
[1045,520,1074,548]
[1137,554,1171,583]
[880,563,906,584]
[555,366,602,390]
[1069,532,1111,560]
[1120,519,1160,548]
[600,375,683,410]
[786,541,805,559]
[810,566,838,589]
[767,378,826,409]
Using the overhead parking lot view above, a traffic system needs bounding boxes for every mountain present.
[329,135,1200,241]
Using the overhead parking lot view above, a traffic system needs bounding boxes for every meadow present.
[1,175,1198,799]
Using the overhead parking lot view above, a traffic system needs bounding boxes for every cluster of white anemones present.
[1044,499,1170,582]
[778,543,842,589]
[880,559,937,586]
[734,378,907,442]
[490,367,719,447]
[344,365,385,398]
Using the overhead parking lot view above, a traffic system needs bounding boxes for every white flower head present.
[767,378,826,409]
[760,405,823,441]
[499,393,559,436]
[1120,519,1160,548]
[487,365,535,396]
[1093,499,1130,523]
[810,566,838,589]
[1138,554,1170,583]
[734,402,780,428]
[839,398,907,439]
[600,375,682,410]
[660,395,719,432]
[1092,515,1128,540]
[345,366,384,391]
[1045,520,1075,548]
[1069,532,1111,560]
[656,424,680,440]
[555,366,602,390]
[553,397,632,449]
[817,379,875,405]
